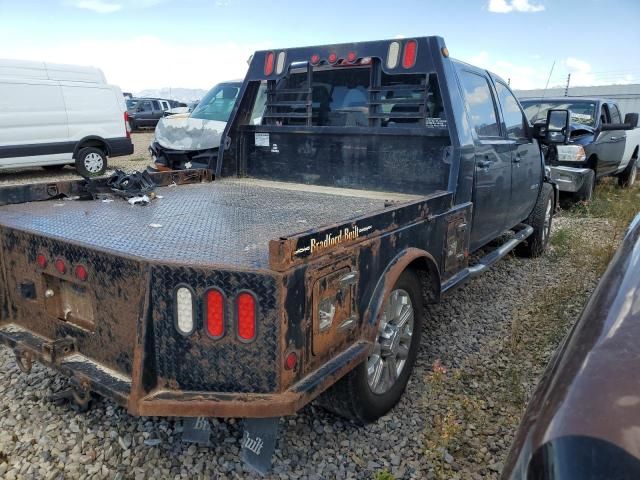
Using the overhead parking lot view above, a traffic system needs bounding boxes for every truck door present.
[494,81,541,227]
[137,100,153,126]
[594,103,626,175]
[457,69,511,251]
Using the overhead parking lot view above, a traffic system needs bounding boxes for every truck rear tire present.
[75,147,107,177]
[572,168,595,202]
[515,183,553,258]
[618,155,638,188]
[317,270,423,424]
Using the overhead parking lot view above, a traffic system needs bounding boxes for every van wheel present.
[618,156,637,188]
[317,270,423,424]
[75,147,107,177]
[516,183,553,258]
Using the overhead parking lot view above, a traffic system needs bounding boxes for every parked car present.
[163,101,199,117]
[503,213,640,479]
[149,81,245,170]
[520,97,640,201]
[0,36,563,473]
[0,59,133,176]
[127,97,179,130]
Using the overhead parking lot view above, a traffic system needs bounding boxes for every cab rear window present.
[262,67,445,129]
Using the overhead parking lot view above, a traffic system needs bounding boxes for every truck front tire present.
[317,270,424,424]
[618,155,638,188]
[516,183,553,258]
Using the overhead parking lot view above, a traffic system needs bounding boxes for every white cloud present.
[488,0,545,13]
[69,0,122,13]
[0,35,270,91]
[462,51,548,90]
[64,0,169,13]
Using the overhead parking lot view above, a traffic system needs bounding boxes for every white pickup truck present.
[520,97,640,201]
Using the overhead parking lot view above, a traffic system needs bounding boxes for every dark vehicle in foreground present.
[148,81,243,171]
[521,97,639,201]
[503,213,640,479]
[126,97,181,130]
[0,37,563,472]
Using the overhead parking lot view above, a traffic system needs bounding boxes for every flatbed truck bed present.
[0,178,422,270]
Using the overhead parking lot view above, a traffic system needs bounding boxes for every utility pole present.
[564,73,571,96]
[507,78,511,86]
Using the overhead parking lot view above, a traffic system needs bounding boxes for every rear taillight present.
[54,259,66,274]
[75,264,88,282]
[175,286,195,335]
[36,253,47,269]
[328,53,338,65]
[264,51,275,76]
[236,292,256,342]
[276,51,286,75]
[124,111,131,138]
[402,39,417,69]
[205,289,225,339]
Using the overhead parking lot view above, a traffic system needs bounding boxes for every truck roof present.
[520,97,610,104]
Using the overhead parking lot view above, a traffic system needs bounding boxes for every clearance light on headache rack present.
[328,53,338,65]
[347,51,357,63]
[387,41,400,69]
[264,51,275,76]
[310,54,320,65]
[175,286,195,336]
[402,39,417,69]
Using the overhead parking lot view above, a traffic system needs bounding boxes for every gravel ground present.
[0,210,611,479]
[0,133,154,186]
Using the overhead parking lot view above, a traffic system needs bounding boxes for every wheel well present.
[73,138,109,158]
[406,257,441,305]
[632,146,639,160]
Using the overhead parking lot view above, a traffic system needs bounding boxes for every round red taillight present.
[54,259,66,274]
[347,51,357,63]
[36,254,47,269]
[310,54,320,65]
[75,265,88,281]
[328,53,338,64]
[284,351,298,370]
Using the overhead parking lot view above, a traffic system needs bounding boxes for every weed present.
[373,469,395,480]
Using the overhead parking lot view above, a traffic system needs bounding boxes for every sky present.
[0,0,639,94]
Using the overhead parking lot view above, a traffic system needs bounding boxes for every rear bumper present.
[550,166,592,193]
[0,323,369,418]
[106,137,134,157]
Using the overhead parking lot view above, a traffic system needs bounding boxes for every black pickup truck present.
[521,97,640,201]
[0,37,563,473]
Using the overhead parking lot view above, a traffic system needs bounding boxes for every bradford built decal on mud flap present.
[294,224,373,256]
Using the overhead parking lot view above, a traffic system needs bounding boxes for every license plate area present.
[43,274,95,332]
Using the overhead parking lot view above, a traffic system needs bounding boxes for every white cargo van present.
[0,59,133,176]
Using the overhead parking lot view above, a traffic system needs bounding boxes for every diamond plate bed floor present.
[0,178,423,269]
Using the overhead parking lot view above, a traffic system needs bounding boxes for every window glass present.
[459,71,500,137]
[152,100,161,111]
[521,100,597,127]
[266,68,444,128]
[609,104,621,124]
[600,104,611,124]
[139,100,152,112]
[495,82,525,139]
[191,83,240,122]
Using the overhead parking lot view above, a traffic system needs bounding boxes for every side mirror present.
[625,112,638,128]
[545,109,570,144]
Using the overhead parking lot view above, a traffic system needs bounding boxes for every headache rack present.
[263,61,434,128]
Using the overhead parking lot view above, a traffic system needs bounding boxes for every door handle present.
[513,155,521,164]
[610,136,618,140]
[477,159,492,168]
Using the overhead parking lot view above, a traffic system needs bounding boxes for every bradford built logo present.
[294,224,373,256]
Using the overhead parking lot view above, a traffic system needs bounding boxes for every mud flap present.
[182,417,212,446]
[241,417,280,476]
